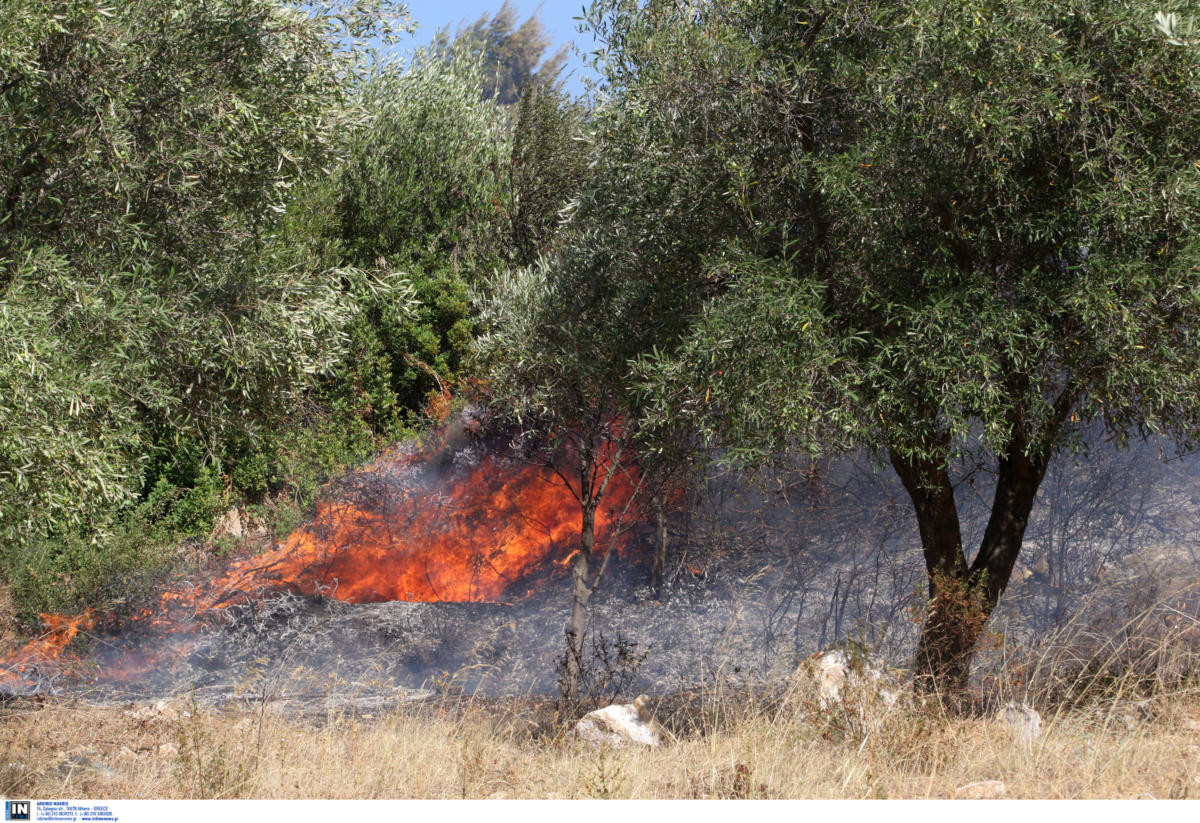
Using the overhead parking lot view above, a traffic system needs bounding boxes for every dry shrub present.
[976,575,1200,718]
[782,644,909,745]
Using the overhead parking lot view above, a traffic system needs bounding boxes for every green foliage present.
[248,406,387,534]
[485,0,1200,693]
[0,0,412,550]
[292,53,512,421]
[479,1,753,475]
[328,58,510,267]
[0,249,145,540]
[509,82,590,266]
[1,486,187,621]
[598,0,1200,469]
[0,402,387,621]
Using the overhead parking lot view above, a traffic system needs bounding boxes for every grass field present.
[3,667,1199,799]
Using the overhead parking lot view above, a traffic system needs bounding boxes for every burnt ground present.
[5,436,1200,714]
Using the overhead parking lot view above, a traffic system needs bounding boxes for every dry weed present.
[0,679,1197,799]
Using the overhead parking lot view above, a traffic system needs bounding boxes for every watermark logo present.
[4,801,30,821]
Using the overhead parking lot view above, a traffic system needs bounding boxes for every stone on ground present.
[574,694,662,748]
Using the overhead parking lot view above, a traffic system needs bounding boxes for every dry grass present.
[2,676,1200,799]
[5,572,1200,799]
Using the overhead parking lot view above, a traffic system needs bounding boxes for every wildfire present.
[0,421,643,691]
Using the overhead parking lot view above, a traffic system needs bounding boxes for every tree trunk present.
[560,432,630,703]
[890,447,972,703]
[563,498,596,702]
[913,576,987,709]
[889,447,968,588]
[651,493,667,598]
[892,426,1055,709]
[971,441,1049,606]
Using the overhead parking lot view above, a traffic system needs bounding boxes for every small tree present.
[476,18,738,692]
[476,260,645,701]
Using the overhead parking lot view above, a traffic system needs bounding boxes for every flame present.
[0,421,643,690]
[0,610,95,690]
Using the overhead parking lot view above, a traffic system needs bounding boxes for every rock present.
[795,648,904,711]
[124,699,186,724]
[1000,702,1042,742]
[574,694,662,748]
[1182,717,1200,732]
[811,649,848,708]
[211,507,243,541]
[157,742,179,758]
[56,754,115,781]
[955,779,1006,799]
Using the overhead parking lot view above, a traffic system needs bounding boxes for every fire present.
[0,421,643,690]
[0,610,96,691]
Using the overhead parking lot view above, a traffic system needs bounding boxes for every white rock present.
[211,507,243,541]
[575,694,662,748]
[797,648,903,710]
[813,649,849,708]
[1000,701,1042,742]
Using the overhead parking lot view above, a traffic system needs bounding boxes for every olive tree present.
[577,0,1200,702]
[476,253,648,701]
[474,2,747,694]
[290,51,512,423]
[0,0,410,545]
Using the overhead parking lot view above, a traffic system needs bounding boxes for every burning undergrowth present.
[0,413,647,701]
[3,418,1200,711]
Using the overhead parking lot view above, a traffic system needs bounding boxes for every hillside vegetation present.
[4,0,1200,783]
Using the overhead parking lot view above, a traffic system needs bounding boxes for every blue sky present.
[391,1,602,96]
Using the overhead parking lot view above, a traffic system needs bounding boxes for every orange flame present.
[0,424,643,690]
[0,610,95,690]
